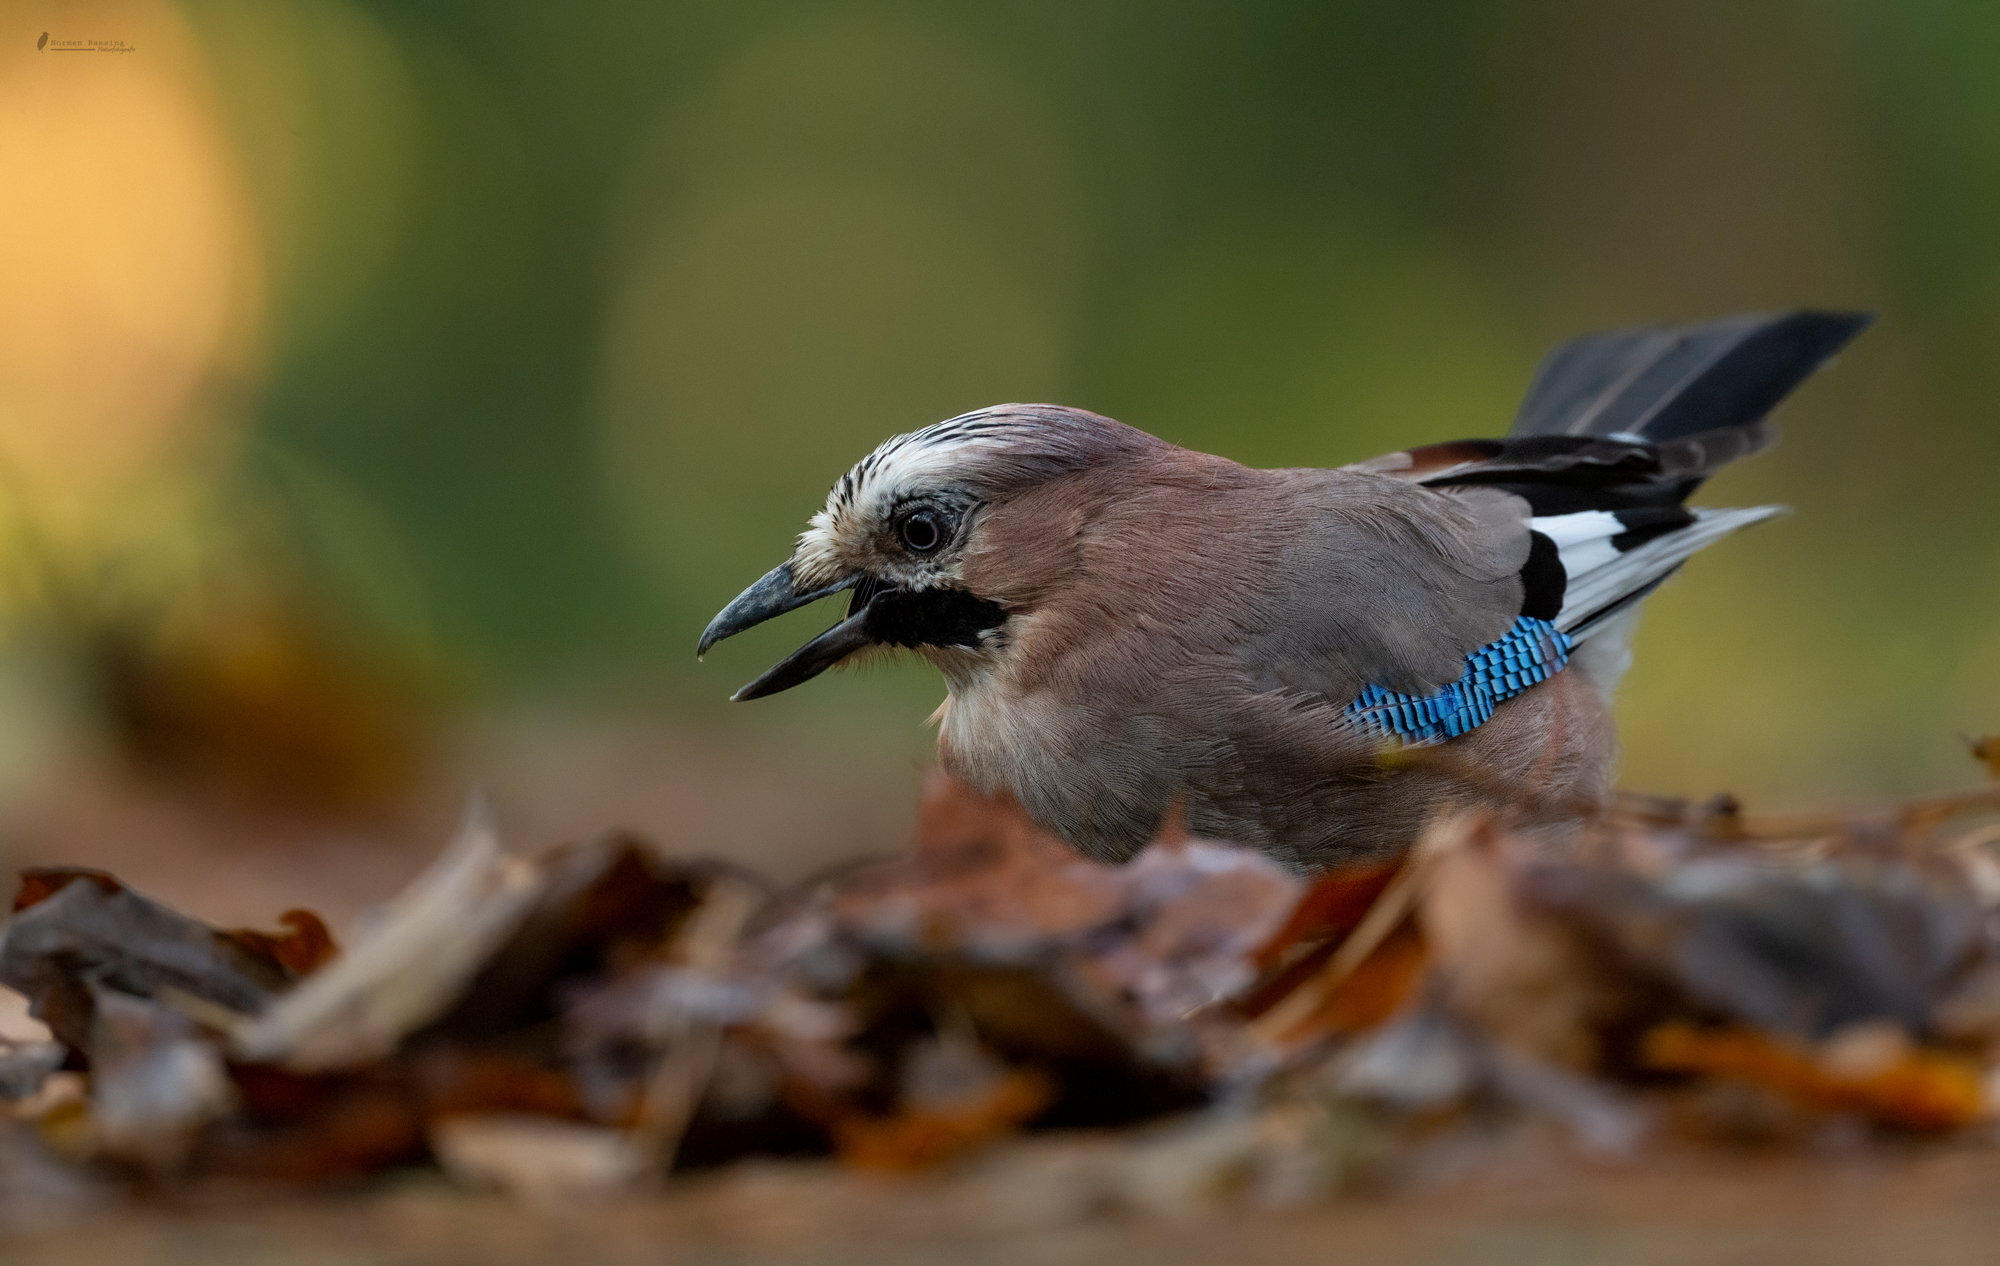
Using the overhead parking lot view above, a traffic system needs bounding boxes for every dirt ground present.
[6,1135,2000,1266]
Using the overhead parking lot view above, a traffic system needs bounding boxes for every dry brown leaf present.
[832,1068,1054,1171]
[0,870,295,1053]
[1421,814,1679,1074]
[222,910,340,978]
[830,772,1131,948]
[229,801,542,1071]
[86,990,236,1172]
[1641,1022,1986,1130]
[11,869,121,913]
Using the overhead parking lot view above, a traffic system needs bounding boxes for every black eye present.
[898,509,945,553]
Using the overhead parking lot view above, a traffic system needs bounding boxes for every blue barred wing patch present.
[1343,616,1572,746]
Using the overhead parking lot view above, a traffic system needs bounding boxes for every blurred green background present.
[6,0,2000,828]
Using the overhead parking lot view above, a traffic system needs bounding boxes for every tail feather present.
[1347,310,1870,664]
[1509,309,1872,445]
[1347,310,1870,502]
[1502,311,1864,642]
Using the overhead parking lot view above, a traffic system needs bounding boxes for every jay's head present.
[698,405,1162,700]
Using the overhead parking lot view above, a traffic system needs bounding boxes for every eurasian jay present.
[699,311,1871,873]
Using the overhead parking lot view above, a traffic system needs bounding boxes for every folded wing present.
[1348,309,1869,644]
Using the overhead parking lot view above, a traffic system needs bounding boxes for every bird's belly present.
[946,683,1615,872]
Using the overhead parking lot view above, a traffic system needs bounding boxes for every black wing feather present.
[1352,309,1873,508]
[1339,309,1873,632]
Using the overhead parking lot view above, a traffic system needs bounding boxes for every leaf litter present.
[6,749,2000,1223]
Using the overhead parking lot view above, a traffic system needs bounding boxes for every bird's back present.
[942,312,1871,872]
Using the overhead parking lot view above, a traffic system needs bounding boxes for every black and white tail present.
[1350,309,1871,686]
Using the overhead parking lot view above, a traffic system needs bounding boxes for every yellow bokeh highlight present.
[0,0,261,532]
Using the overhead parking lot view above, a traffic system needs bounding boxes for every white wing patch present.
[1533,506,1786,638]
[1533,510,1624,576]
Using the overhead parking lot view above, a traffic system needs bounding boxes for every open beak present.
[697,563,873,701]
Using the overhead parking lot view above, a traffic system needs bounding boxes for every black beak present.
[728,606,879,701]
[696,563,857,660]
[697,563,875,700]
[702,566,1008,702]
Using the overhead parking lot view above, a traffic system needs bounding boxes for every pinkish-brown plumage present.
[700,312,1869,873]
